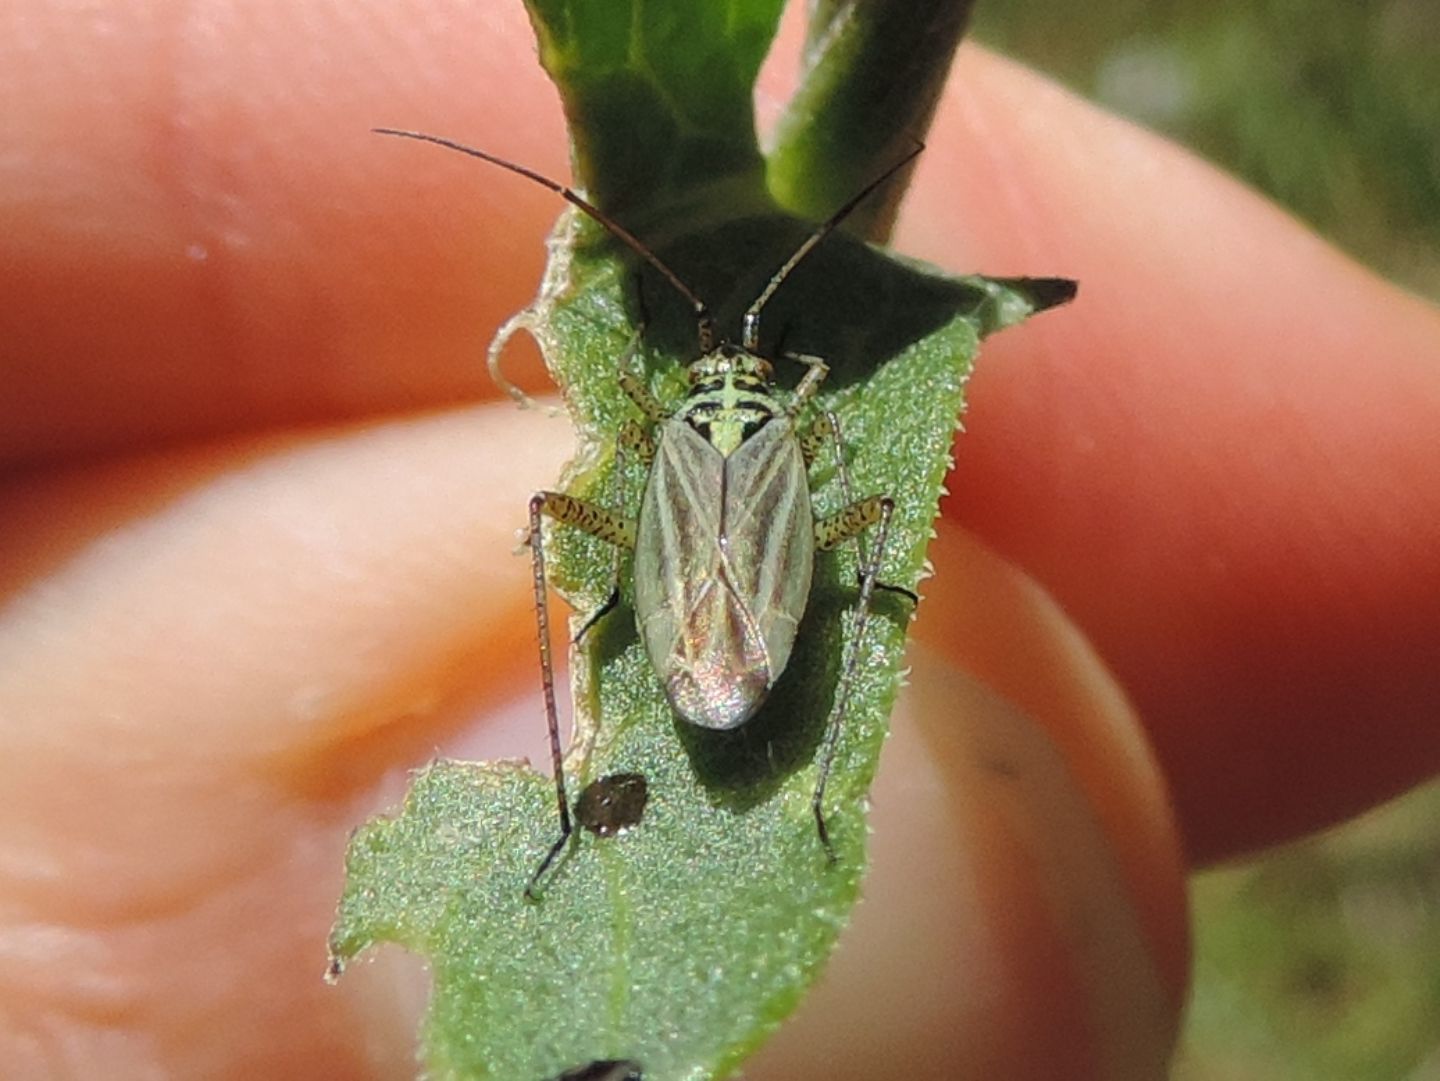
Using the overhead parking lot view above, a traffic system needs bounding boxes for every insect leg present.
[619,371,669,425]
[813,494,891,552]
[740,143,924,351]
[618,417,657,466]
[574,346,662,644]
[577,315,665,631]
[797,410,835,471]
[811,409,919,604]
[811,493,897,862]
[574,417,656,644]
[780,351,830,412]
[525,491,637,900]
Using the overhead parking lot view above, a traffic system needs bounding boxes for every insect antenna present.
[741,143,924,352]
[373,128,718,352]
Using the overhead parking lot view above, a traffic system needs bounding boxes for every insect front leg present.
[811,493,898,862]
[526,491,637,900]
[780,351,830,413]
[618,369,668,424]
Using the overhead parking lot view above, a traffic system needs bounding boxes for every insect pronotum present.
[376,128,921,898]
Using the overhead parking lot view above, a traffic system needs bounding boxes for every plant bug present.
[376,128,920,897]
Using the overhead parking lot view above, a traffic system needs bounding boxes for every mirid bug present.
[376,128,920,897]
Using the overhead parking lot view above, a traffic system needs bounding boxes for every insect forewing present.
[634,418,814,730]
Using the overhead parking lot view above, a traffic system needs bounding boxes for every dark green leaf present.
[523,0,783,210]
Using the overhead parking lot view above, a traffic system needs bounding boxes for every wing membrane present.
[633,418,814,729]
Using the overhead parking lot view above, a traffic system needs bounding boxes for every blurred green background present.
[974,0,1440,297]
[970,4,1440,1078]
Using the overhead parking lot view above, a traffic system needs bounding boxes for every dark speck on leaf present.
[550,1058,644,1081]
[575,773,650,837]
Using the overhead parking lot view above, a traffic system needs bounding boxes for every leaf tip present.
[1011,275,1079,313]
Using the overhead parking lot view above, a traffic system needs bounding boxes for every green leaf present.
[331,2,1074,1079]
[522,0,782,210]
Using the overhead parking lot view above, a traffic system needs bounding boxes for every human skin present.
[2,1,1439,1079]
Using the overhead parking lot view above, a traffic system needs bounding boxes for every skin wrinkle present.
[1,778,371,1077]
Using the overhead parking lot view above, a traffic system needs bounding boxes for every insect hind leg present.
[525,490,636,900]
[811,493,899,862]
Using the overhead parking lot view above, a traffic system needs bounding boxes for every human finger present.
[900,47,1440,861]
[1,0,562,466]
[0,403,570,1076]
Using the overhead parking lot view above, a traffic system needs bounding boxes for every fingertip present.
[913,522,1190,1003]
[751,527,1189,1079]
[753,650,1185,1079]
[907,47,1440,858]
[3,0,568,462]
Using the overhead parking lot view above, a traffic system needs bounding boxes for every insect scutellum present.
[375,128,922,898]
